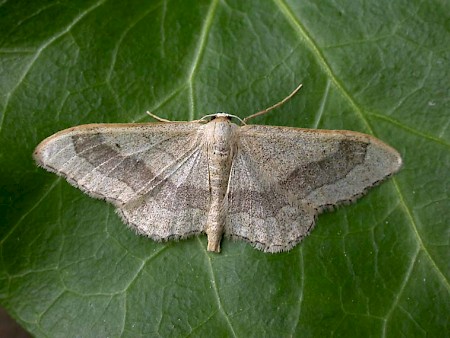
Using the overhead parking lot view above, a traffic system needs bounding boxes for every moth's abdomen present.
[203,117,238,252]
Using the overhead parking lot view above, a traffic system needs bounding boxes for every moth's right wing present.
[226,124,401,253]
[226,146,316,253]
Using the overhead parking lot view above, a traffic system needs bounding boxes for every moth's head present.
[200,113,245,125]
[214,112,232,120]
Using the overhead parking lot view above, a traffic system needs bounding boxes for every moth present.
[34,84,402,253]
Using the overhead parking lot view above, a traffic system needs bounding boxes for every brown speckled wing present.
[226,124,402,253]
[34,122,210,240]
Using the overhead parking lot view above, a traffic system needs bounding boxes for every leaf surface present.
[0,0,449,336]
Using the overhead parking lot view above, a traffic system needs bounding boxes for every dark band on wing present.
[281,139,368,197]
[228,139,368,216]
[72,133,210,211]
[228,188,289,217]
[73,133,156,192]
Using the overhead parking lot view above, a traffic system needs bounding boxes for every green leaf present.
[1,0,448,336]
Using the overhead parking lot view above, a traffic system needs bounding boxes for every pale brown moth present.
[34,84,402,253]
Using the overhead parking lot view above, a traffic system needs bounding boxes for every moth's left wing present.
[226,124,401,252]
[34,122,211,240]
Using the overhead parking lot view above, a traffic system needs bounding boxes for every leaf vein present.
[200,238,237,337]
[0,0,107,133]
[393,180,450,290]
[187,0,220,120]
[273,0,373,134]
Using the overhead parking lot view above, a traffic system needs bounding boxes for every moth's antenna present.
[147,111,205,123]
[146,111,172,122]
[242,83,303,123]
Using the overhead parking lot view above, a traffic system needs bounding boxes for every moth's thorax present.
[202,116,239,157]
